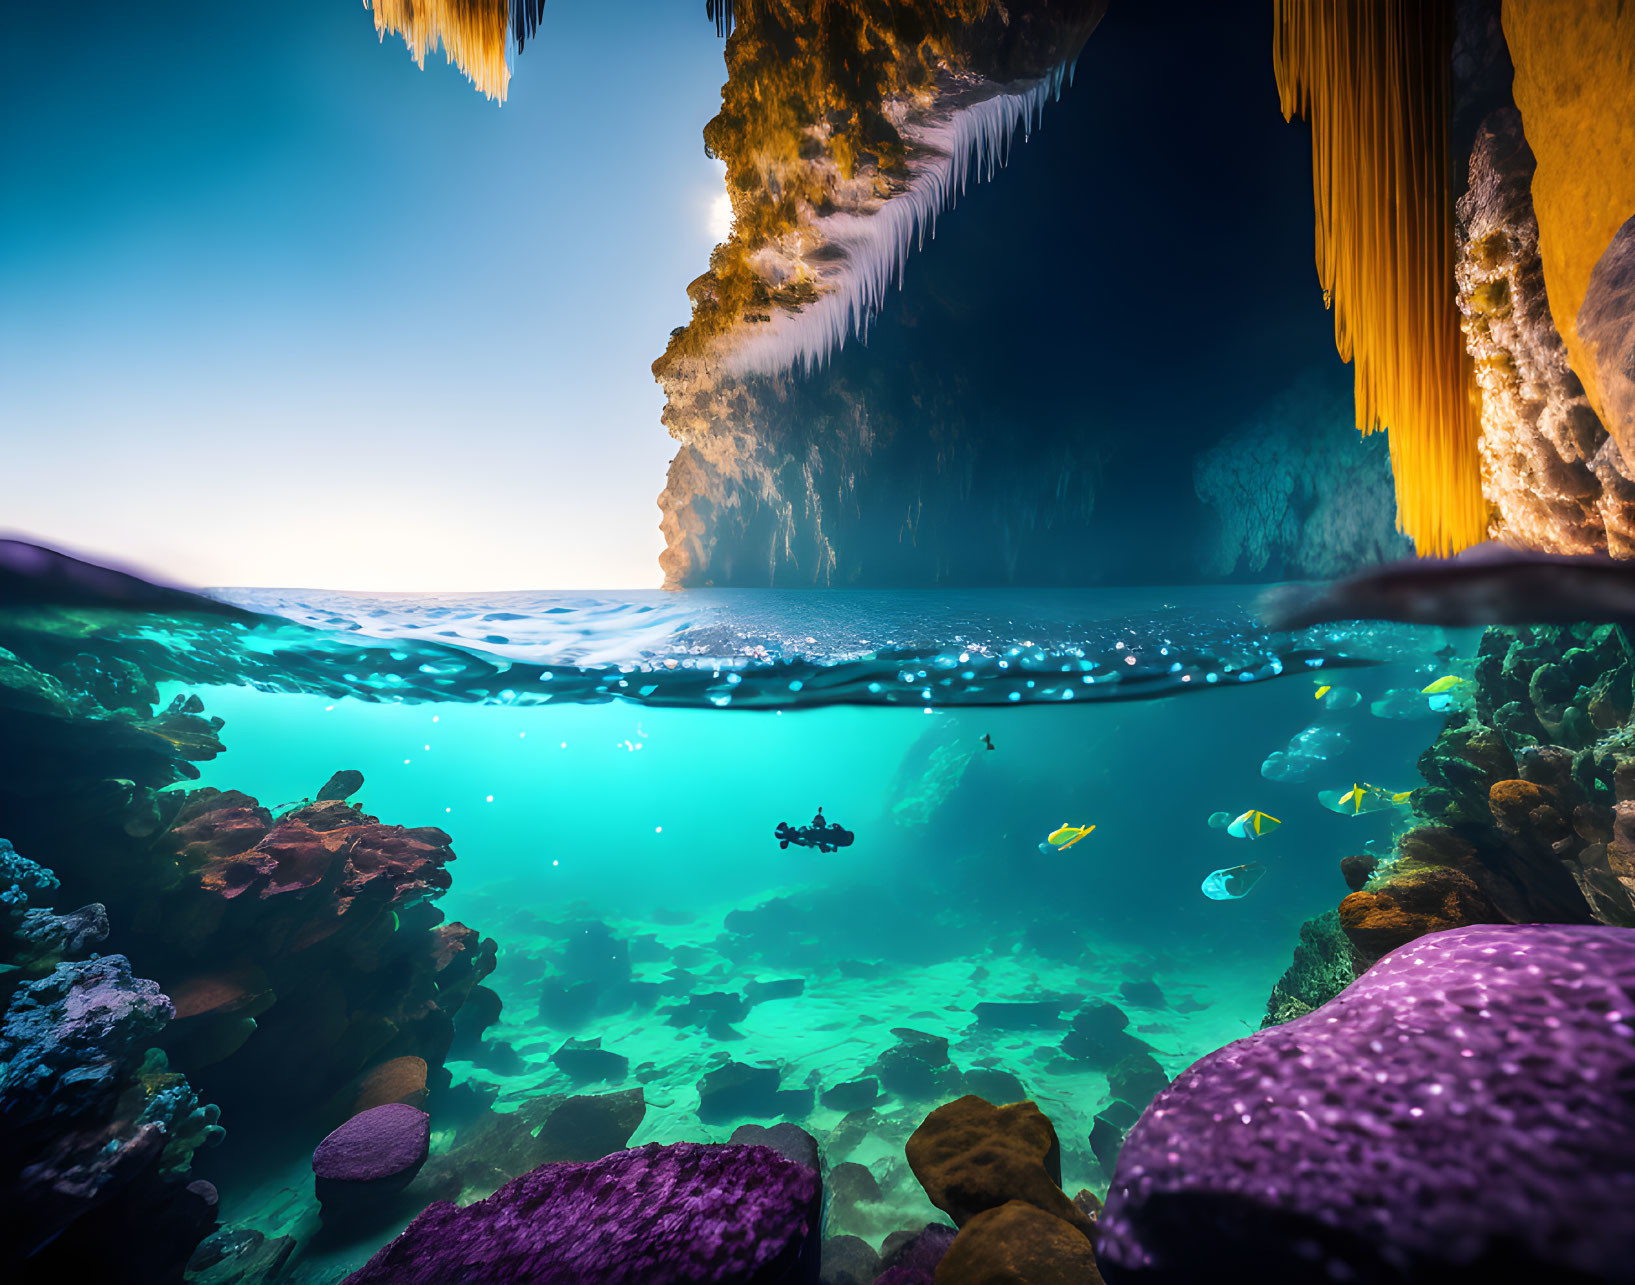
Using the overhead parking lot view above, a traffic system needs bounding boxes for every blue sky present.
[1,1,729,589]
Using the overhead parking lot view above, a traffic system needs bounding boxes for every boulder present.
[1058,1002,1145,1068]
[820,1076,880,1112]
[698,1060,809,1122]
[317,770,365,802]
[972,1000,1063,1030]
[312,1102,430,1223]
[876,1224,957,1284]
[1339,853,1377,891]
[1105,1052,1168,1115]
[730,1122,819,1173]
[961,1067,1026,1104]
[747,977,806,1004]
[872,1028,960,1099]
[1116,980,1164,1009]
[820,1234,880,1285]
[344,1141,821,1284]
[937,1199,1103,1284]
[348,1055,429,1115]
[1096,925,1635,1283]
[828,1160,883,1208]
[549,1036,629,1085]
[539,1088,645,1163]
[905,1096,1089,1237]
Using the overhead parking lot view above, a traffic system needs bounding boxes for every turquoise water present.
[0,585,1465,1266]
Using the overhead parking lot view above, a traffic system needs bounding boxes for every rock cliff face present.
[654,0,1108,587]
[1193,376,1412,580]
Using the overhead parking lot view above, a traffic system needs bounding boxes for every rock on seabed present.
[1096,924,1635,1284]
[344,1141,821,1284]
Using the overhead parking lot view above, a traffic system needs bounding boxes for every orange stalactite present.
[367,0,515,103]
[1274,0,1487,557]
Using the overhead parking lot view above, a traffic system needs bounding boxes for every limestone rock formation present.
[1096,924,1635,1284]
[1580,215,1635,461]
[1193,376,1412,578]
[1456,107,1635,555]
[654,2,1109,588]
[1502,0,1635,456]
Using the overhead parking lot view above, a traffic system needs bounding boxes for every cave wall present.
[655,0,1635,588]
[657,1,1406,588]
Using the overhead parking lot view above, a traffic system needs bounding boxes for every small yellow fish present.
[1421,675,1466,695]
[1314,684,1332,700]
[1338,783,1369,815]
[1329,783,1414,815]
[1045,822,1096,850]
[1226,810,1280,840]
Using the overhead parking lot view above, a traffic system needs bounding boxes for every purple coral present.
[0,955,173,1127]
[345,1141,821,1284]
[1096,924,1635,1283]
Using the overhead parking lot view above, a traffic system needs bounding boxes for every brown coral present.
[1338,866,1506,963]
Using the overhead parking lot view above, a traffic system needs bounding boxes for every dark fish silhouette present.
[776,808,854,854]
[981,733,995,751]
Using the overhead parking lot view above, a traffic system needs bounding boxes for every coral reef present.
[344,1141,823,1284]
[0,638,498,1272]
[1260,910,1358,1028]
[1288,622,1635,983]
[1394,624,1635,933]
[1097,924,1635,1284]
[0,840,222,1276]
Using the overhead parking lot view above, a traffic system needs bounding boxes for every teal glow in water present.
[0,585,1466,1257]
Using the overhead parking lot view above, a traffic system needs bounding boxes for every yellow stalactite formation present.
[1274,0,1487,557]
[367,0,514,102]
[1502,0,1635,448]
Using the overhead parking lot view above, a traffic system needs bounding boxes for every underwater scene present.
[5,0,1635,1283]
